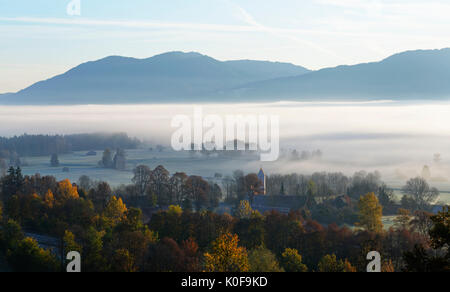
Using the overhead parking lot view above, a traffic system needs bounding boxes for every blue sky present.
[1,0,450,93]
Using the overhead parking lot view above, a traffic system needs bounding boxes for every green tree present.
[1,167,24,202]
[113,148,127,170]
[280,248,308,272]
[7,237,59,272]
[249,247,284,272]
[50,154,60,167]
[82,227,106,272]
[356,192,383,232]
[1,220,24,249]
[100,148,113,168]
[306,180,317,209]
[63,230,82,255]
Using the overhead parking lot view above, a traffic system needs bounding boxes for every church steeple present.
[257,168,266,195]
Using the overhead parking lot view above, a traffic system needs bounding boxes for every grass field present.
[21,149,260,187]
[20,148,450,205]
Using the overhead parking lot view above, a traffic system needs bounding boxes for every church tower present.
[257,168,266,195]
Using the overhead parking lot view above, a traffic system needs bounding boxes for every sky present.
[1,0,450,93]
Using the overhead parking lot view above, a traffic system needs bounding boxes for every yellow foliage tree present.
[204,233,249,272]
[63,230,82,254]
[342,259,357,272]
[167,205,183,216]
[57,179,79,201]
[104,196,128,225]
[44,190,55,208]
[317,254,356,272]
[357,192,383,233]
[382,260,395,272]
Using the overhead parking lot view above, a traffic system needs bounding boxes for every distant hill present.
[1,52,309,105]
[2,49,450,104]
[227,49,450,101]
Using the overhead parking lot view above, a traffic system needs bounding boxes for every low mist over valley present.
[1,101,450,193]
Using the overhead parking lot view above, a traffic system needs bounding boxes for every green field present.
[20,149,450,205]
[20,149,261,187]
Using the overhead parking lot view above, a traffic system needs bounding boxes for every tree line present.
[0,133,140,169]
[0,166,448,272]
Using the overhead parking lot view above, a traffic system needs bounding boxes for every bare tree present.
[169,172,188,205]
[402,177,439,211]
[132,165,152,196]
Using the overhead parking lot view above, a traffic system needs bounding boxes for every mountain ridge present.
[2,49,450,104]
[3,51,310,105]
[229,48,450,101]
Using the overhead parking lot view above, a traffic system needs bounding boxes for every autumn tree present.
[43,190,55,209]
[64,230,82,255]
[280,248,308,272]
[103,196,128,227]
[147,237,184,272]
[429,207,449,250]
[382,260,395,272]
[234,200,255,219]
[204,233,249,272]
[317,254,356,272]
[357,192,383,233]
[56,179,79,202]
[181,238,201,272]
